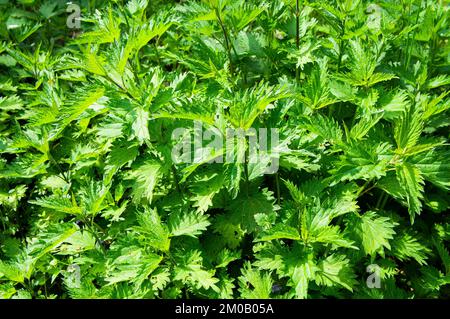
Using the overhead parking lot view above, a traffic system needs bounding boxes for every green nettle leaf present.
[29,195,82,215]
[173,250,219,291]
[347,211,397,256]
[300,59,337,110]
[0,95,23,111]
[411,150,450,191]
[282,246,316,299]
[290,262,311,299]
[238,262,273,299]
[168,210,211,238]
[104,143,139,183]
[392,233,430,265]
[58,230,96,255]
[226,83,290,130]
[126,160,164,203]
[105,246,162,285]
[189,172,225,212]
[0,153,48,178]
[76,8,121,44]
[314,255,357,291]
[256,224,301,242]
[310,225,357,249]
[380,90,409,120]
[335,39,397,87]
[134,208,171,252]
[57,86,106,129]
[226,188,277,232]
[328,141,391,185]
[425,75,450,89]
[118,20,172,75]
[0,262,25,283]
[395,163,424,223]
[131,107,150,145]
[394,105,424,151]
[212,215,246,249]
[299,113,343,144]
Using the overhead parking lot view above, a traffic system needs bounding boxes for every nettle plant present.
[0,0,449,299]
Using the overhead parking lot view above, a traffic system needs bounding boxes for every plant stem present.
[275,172,281,205]
[171,165,182,196]
[120,0,130,29]
[82,216,107,254]
[357,180,371,197]
[295,0,300,83]
[244,148,250,198]
[215,8,234,74]
[337,15,347,73]
[154,37,161,66]
[380,192,389,210]
[376,191,387,209]
[44,274,48,299]
[47,151,70,183]
[337,40,344,72]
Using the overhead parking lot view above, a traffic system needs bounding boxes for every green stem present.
[275,173,281,205]
[82,216,107,254]
[44,274,48,299]
[47,151,70,183]
[215,8,234,74]
[428,34,438,76]
[166,250,176,265]
[405,2,420,70]
[376,191,386,209]
[24,279,35,299]
[135,52,141,74]
[171,165,182,196]
[244,149,250,198]
[337,40,344,72]
[120,0,130,29]
[380,192,389,210]
[154,37,161,66]
[337,15,347,73]
[295,0,300,83]
[104,72,137,102]
[357,180,371,197]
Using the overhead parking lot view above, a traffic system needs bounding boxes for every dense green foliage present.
[0,0,449,299]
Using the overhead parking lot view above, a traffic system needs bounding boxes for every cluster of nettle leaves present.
[0,0,449,299]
